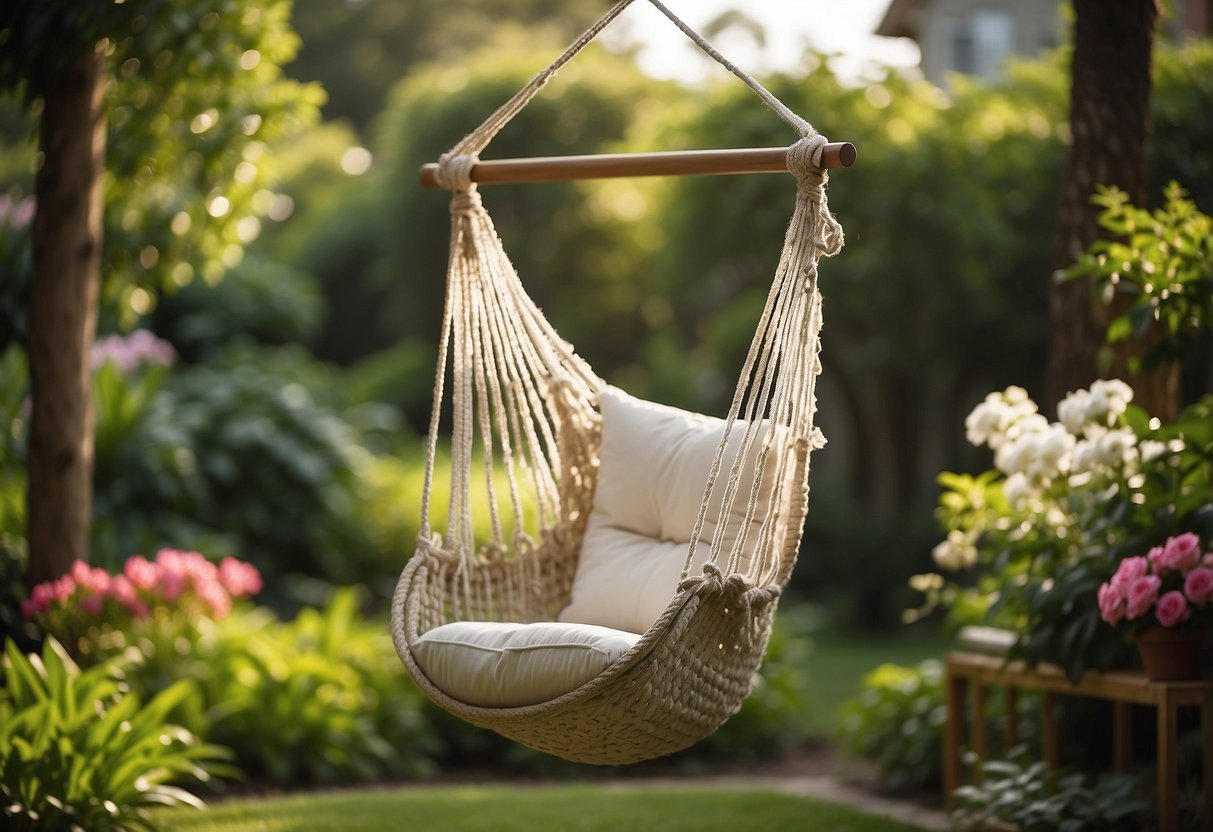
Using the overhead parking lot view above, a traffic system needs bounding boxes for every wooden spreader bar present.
[419,142,856,188]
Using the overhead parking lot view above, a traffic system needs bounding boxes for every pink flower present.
[196,580,232,619]
[1185,567,1213,606]
[108,575,138,606]
[79,595,104,616]
[1111,556,1149,595]
[1203,553,1213,569]
[1146,546,1166,573]
[1155,590,1192,627]
[52,576,77,604]
[124,598,150,619]
[1161,532,1201,573]
[70,559,92,584]
[1125,575,1162,619]
[19,598,39,618]
[219,557,262,597]
[158,571,186,602]
[124,555,159,591]
[28,583,55,614]
[1098,581,1125,625]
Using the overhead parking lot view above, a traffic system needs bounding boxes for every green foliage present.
[1,0,324,339]
[1067,182,1213,372]
[0,348,28,648]
[838,660,946,793]
[145,589,439,786]
[0,189,31,347]
[151,257,324,363]
[0,638,230,832]
[90,353,381,598]
[286,0,605,130]
[1150,38,1213,211]
[953,753,1151,832]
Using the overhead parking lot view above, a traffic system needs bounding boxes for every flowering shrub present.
[1097,532,1213,633]
[920,381,1213,679]
[21,549,261,666]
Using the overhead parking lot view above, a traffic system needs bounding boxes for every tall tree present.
[0,1,320,584]
[1046,0,1177,418]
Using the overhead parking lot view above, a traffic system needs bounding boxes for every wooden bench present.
[944,651,1213,832]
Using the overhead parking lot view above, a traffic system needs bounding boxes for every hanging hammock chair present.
[391,0,847,766]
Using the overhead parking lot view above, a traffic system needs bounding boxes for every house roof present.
[874,0,925,40]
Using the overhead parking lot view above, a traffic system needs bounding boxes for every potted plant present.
[1097,532,1213,680]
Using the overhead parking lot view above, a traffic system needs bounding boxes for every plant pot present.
[1134,627,1208,682]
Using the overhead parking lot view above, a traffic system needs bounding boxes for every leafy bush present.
[91,354,381,601]
[952,753,1151,832]
[186,589,438,785]
[838,660,947,793]
[0,638,229,832]
[1067,182,1212,376]
[151,256,325,364]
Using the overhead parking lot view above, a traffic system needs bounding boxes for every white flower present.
[1036,424,1076,470]
[995,414,1052,477]
[965,387,1040,450]
[1095,427,1139,470]
[1140,439,1168,463]
[1003,386,1030,404]
[965,399,1005,448]
[932,530,978,571]
[1071,435,1101,475]
[1001,472,1033,507]
[1057,391,1090,435]
[1089,379,1133,416]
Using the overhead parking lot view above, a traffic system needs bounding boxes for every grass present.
[154,784,933,832]
[802,624,949,738]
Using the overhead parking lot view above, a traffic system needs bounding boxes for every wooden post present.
[944,670,968,809]
[1113,701,1132,774]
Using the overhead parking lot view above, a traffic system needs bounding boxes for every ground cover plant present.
[0,639,229,832]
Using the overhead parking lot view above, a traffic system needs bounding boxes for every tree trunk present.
[27,49,106,585]
[1046,0,1178,419]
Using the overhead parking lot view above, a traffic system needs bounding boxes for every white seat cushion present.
[559,386,793,634]
[412,620,641,708]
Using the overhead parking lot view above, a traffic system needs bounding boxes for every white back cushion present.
[559,386,791,634]
[412,620,640,708]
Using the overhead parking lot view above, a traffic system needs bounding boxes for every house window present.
[949,9,1015,80]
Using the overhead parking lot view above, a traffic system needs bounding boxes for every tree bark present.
[1046,0,1178,419]
[27,49,106,584]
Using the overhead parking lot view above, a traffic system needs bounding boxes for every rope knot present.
[436,153,481,216]
[787,133,827,172]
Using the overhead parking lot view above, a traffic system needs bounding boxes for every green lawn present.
[802,625,949,738]
[154,784,932,832]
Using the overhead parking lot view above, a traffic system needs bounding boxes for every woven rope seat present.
[391,0,847,766]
